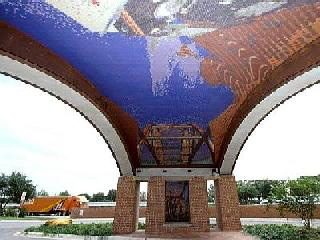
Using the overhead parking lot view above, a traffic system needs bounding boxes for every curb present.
[0,220,45,223]
[15,232,147,240]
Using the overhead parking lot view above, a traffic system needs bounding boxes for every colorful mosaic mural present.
[1,0,319,168]
[165,181,190,223]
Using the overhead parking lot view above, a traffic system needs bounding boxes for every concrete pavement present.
[0,221,44,240]
[1,218,320,240]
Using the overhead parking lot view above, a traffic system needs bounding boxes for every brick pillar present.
[214,175,242,231]
[112,176,139,234]
[145,176,165,234]
[189,177,210,232]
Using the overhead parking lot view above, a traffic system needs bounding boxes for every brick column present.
[145,176,165,234]
[189,177,210,232]
[112,176,140,234]
[214,175,242,231]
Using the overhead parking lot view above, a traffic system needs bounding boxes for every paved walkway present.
[115,230,258,239]
[2,216,320,226]
[1,218,320,240]
[0,221,256,240]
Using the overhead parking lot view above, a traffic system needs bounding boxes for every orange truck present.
[22,196,88,216]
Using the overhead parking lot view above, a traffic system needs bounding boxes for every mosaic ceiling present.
[1,0,320,170]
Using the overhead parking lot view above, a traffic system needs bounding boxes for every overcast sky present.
[0,74,319,195]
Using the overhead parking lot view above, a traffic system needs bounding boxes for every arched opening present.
[1,0,319,235]
[0,54,132,176]
[0,73,120,195]
[234,81,320,180]
[221,65,320,174]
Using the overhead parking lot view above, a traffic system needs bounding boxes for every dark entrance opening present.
[165,181,190,223]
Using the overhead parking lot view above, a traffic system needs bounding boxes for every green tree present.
[105,189,117,202]
[59,190,71,196]
[91,192,106,202]
[253,180,277,203]
[6,172,36,204]
[0,173,9,215]
[207,183,215,203]
[237,180,259,204]
[0,172,36,216]
[37,189,49,196]
[271,177,320,229]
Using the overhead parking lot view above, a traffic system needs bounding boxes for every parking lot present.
[0,221,44,240]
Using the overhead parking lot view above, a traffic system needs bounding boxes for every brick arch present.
[220,40,320,174]
[0,22,140,175]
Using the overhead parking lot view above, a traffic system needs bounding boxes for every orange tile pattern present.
[195,3,320,165]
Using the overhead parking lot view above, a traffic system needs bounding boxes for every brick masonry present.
[145,177,209,234]
[71,175,320,234]
[71,204,320,219]
[112,176,140,234]
[215,175,242,231]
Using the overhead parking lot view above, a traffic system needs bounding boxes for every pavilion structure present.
[1,0,320,235]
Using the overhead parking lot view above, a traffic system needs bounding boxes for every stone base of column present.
[145,176,209,234]
[214,175,242,231]
[112,176,139,234]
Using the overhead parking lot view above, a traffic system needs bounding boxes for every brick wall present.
[145,177,209,234]
[215,175,242,231]
[239,205,320,219]
[71,207,115,218]
[112,176,139,234]
[71,205,320,219]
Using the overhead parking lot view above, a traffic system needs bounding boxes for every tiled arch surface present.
[196,3,320,170]
[1,2,320,173]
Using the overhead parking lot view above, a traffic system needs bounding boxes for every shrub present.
[4,208,18,217]
[18,208,27,218]
[138,222,145,230]
[244,224,320,240]
[25,223,113,236]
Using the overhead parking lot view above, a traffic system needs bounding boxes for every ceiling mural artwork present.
[1,0,320,171]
